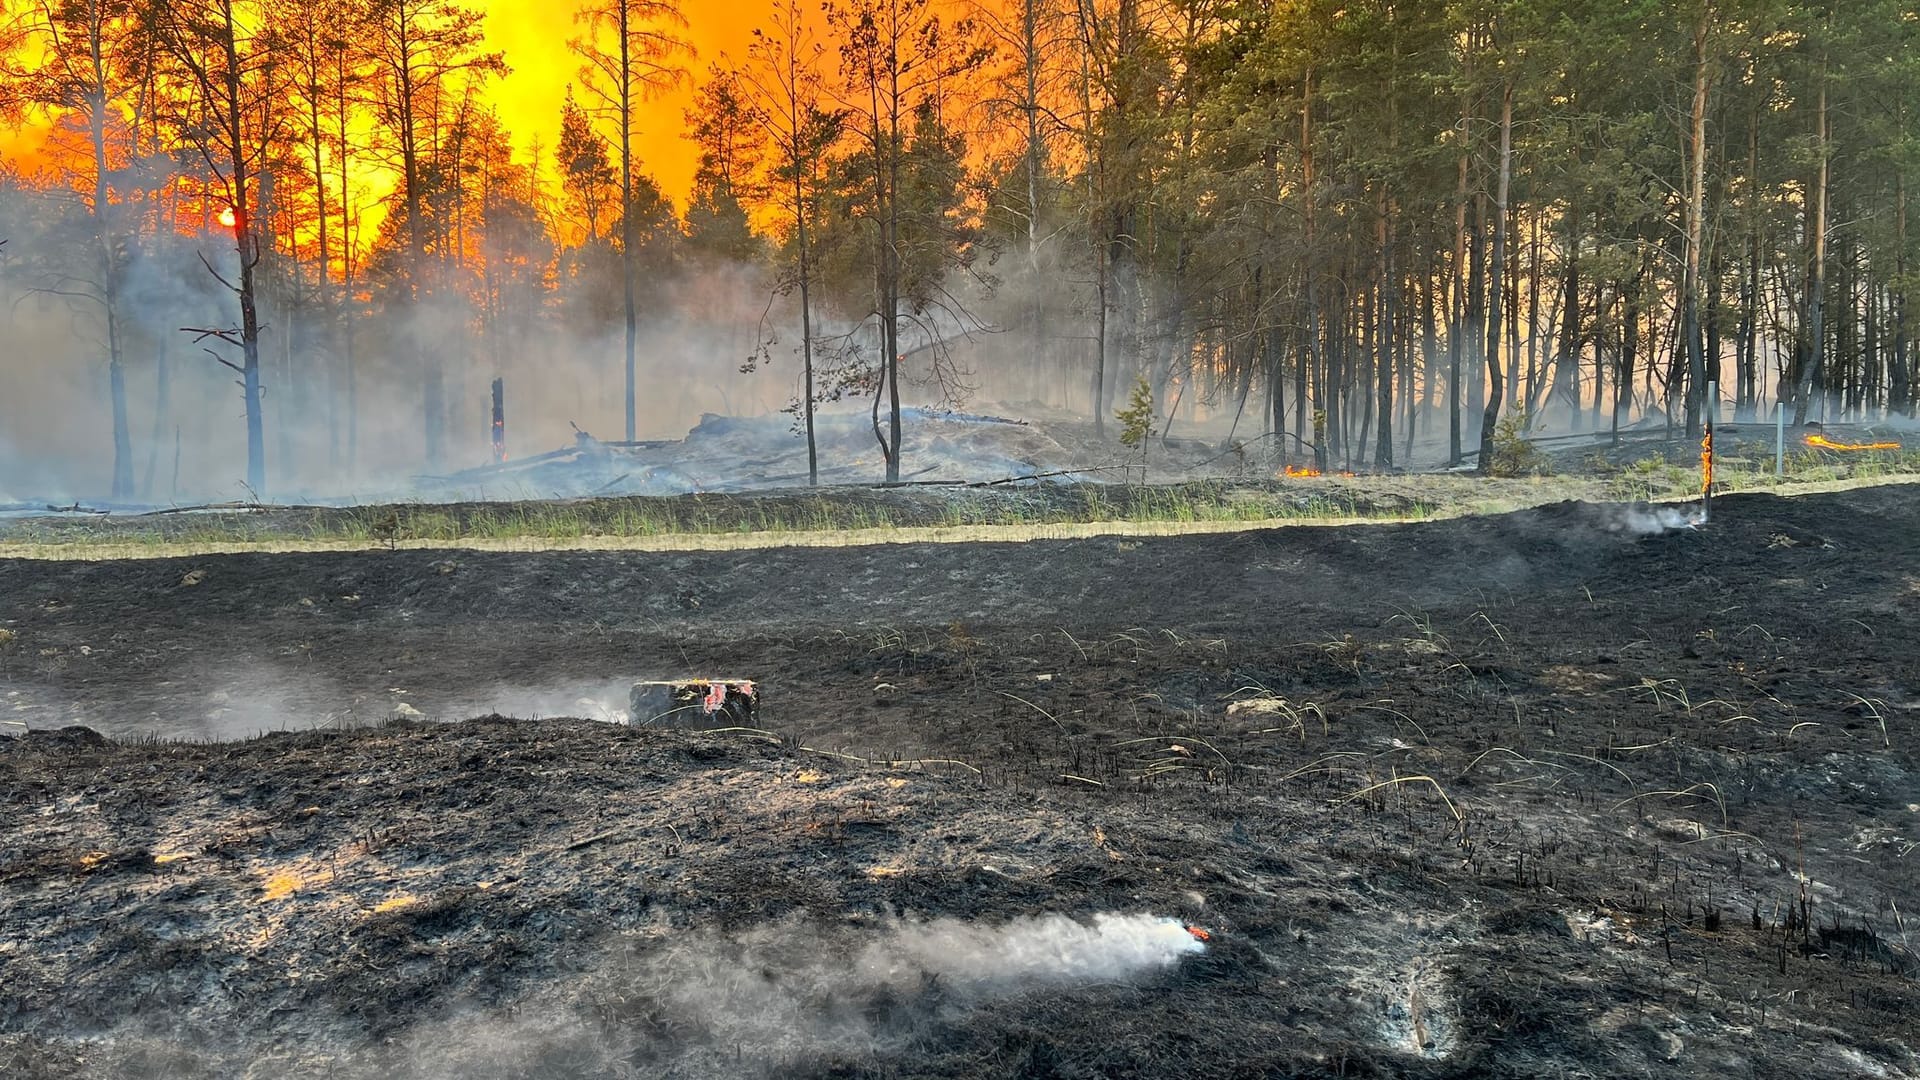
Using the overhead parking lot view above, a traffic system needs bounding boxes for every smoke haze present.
[385,912,1205,1078]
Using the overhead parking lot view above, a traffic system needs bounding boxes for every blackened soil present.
[2,485,1918,1078]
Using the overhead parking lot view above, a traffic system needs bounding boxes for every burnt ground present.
[2,484,1919,1078]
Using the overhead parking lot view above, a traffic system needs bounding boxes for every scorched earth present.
[2,483,1918,1078]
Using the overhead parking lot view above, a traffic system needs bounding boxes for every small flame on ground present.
[1805,433,1902,452]
[1186,925,1212,943]
[1283,465,1322,477]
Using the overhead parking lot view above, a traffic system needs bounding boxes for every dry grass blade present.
[995,690,1068,732]
[1614,782,1728,826]
[1335,773,1465,829]
[1844,694,1893,749]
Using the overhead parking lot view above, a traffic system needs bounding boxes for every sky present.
[0,1,774,210]
[481,0,767,208]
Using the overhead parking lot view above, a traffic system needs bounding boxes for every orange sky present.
[0,2,765,207]
[482,0,765,208]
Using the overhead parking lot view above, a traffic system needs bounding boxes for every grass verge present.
[0,471,1914,560]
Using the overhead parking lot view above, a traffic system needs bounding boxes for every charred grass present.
[2,485,1918,1077]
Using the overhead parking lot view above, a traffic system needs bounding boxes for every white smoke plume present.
[631,911,1205,1034]
[852,912,1206,989]
[367,912,1207,1079]
[1606,503,1704,536]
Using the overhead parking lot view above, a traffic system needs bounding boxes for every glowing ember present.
[1804,433,1902,452]
[218,206,237,228]
[1282,465,1322,478]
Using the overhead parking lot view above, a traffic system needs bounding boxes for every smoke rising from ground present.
[385,912,1204,1079]
[650,912,1207,1010]
[51,912,1206,1078]
[1605,503,1705,536]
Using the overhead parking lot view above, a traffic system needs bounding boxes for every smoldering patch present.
[1589,502,1705,537]
[586,913,1204,1058]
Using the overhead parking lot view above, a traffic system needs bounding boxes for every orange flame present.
[1804,433,1902,452]
[1700,427,1714,498]
[1186,925,1212,942]
[1283,465,1322,478]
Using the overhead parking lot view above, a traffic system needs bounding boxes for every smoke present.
[849,911,1206,987]
[447,678,636,725]
[0,181,810,503]
[48,911,1209,1076]
[1604,503,1704,536]
[382,912,1204,1079]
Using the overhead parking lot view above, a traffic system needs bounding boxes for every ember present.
[1805,433,1903,452]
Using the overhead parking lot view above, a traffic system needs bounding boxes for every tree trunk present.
[1300,68,1320,467]
[1093,238,1108,435]
[85,81,132,500]
[1895,177,1912,416]
[1553,203,1582,423]
[1793,65,1828,426]
[1447,106,1468,465]
[1739,105,1760,419]
[1618,261,1642,439]
[1375,194,1394,469]
[884,66,903,483]
[621,0,639,443]
[1680,11,1711,437]
[225,16,266,496]
[1476,82,1513,473]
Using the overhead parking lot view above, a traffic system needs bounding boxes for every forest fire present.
[1283,465,1323,478]
[217,206,237,229]
[1804,433,1903,452]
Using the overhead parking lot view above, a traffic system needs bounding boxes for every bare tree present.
[152,0,287,495]
[21,0,145,498]
[571,0,691,443]
[826,0,992,482]
[739,0,842,484]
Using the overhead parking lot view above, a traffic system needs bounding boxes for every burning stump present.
[629,679,760,728]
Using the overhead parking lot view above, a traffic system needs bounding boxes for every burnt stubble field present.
[2,483,1918,1078]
